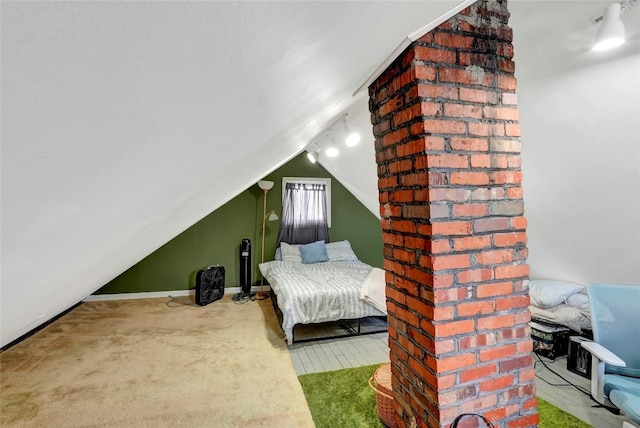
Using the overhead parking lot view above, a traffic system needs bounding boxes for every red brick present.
[459,87,498,104]
[484,106,519,121]
[417,83,458,100]
[494,264,529,280]
[432,221,472,236]
[378,176,398,189]
[433,319,476,338]
[457,268,494,284]
[430,352,476,373]
[459,333,495,350]
[470,154,491,168]
[394,248,416,263]
[434,287,472,304]
[434,31,475,49]
[495,295,529,311]
[478,314,515,330]
[476,249,514,265]
[452,236,492,251]
[459,394,499,413]
[452,203,488,217]
[450,171,490,185]
[426,153,469,168]
[460,363,497,383]
[471,187,506,201]
[473,217,510,233]
[457,300,495,317]
[494,232,527,247]
[444,103,482,119]
[490,171,522,184]
[450,137,489,152]
[392,219,417,234]
[505,123,521,136]
[480,374,514,392]
[479,344,516,362]
[379,94,404,118]
[415,46,457,64]
[498,75,517,91]
[427,188,467,202]
[424,119,467,135]
[477,281,513,298]
[433,254,471,271]
[382,128,409,147]
[390,189,414,202]
[499,354,533,374]
[383,232,403,246]
[388,159,413,174]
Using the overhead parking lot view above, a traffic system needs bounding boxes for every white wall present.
[512,2,640,285]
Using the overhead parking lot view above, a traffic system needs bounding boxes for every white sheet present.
[259,260,385,343]
[360,267,387,314]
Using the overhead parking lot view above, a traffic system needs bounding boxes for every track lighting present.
[306,143,320,164]
[324,134,339,157]
[304,113,360,162]
[342,119,361,147]
[592,0,636,51]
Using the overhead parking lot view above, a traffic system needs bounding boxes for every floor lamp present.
[256,180,279,300]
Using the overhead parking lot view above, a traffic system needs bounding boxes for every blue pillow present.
[299,240,329,264]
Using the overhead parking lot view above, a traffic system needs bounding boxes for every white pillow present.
[325,240,358,261]
[280,242,302,262]
[529,279,584,309]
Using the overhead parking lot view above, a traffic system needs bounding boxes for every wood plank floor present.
[288,329,632,427]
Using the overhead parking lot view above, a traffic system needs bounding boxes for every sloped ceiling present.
[1,1,468,347]
[2,1,639,348]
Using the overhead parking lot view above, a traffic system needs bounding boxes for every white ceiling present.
[2,1,638,347]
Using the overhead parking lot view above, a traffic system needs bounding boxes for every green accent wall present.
[95,153,383,294]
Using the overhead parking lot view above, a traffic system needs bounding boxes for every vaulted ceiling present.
[2,1,638,347]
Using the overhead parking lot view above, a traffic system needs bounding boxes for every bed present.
[259,240,387,344]
[527,279,592,333]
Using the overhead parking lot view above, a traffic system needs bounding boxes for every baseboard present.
[84,286,270,302]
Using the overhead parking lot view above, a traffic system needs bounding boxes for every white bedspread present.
[259,260,385,343]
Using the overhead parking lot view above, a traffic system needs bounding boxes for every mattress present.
[259,259,385,343]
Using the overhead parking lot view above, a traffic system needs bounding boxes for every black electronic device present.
[239,238,252,294]
[195,265,225,306]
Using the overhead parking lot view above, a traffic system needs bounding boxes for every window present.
[277,177,331,245]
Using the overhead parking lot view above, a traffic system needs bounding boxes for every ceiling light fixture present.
[343,119,361,147]
[306,143,320,164]
[304,112,360,162]
[592,0,636,51]
[324,134,339,157]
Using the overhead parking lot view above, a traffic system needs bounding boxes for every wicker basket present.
[368,362,394,427]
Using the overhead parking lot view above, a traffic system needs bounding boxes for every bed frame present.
[269,289,387,344]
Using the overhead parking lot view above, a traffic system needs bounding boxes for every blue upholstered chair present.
[582,284,640,427]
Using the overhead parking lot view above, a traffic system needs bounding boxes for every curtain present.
[277,183,329,245]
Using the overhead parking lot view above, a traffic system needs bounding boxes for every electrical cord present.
[534,352,591,396]
[165,295,198,307]
[232,292,255,304]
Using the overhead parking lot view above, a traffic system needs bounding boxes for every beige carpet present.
[1,295,315,427]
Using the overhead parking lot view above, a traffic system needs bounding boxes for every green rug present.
[298,364,591,428]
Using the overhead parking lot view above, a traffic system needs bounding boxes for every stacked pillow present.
[527,279,584,308]
[278,240,359,264]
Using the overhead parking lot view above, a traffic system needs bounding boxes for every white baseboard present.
[84,286,270,302]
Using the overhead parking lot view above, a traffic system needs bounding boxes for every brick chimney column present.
[369,1,537,427]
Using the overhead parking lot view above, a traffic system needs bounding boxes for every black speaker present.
[239,238,251,294]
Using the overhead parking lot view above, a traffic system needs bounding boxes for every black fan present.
[195,265,225,306]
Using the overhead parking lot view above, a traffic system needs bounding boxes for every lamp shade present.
[593,3,625,51]
[257,180,274,190]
